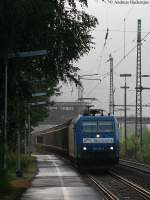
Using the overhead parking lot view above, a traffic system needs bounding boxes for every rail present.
[109,171,150,199]
[119,159,150,174]
[88,175,119,200]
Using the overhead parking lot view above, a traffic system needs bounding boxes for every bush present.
[7,153,33,172]
[0,169,10,192]
[120,131,150,164]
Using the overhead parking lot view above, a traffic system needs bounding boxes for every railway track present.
[88,172,150,199]
[88,175,119,200]
[112,159,150,192]
[110,171,150,199]
[119,159,150,174]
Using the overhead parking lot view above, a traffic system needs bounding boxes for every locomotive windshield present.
[98,121,113,132]
[82,120,114,133]
[82,121,97,132]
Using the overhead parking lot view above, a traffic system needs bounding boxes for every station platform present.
[21,154,105,200]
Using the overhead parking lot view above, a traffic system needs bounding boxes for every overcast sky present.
[55,0,150,117]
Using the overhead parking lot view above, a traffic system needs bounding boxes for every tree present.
[0,0,98,162]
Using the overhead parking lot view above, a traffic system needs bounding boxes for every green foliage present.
[0,0,98,81]
[141,132,150,162]
[7,153,34,172]
[0,169,10,192]
[120,131,150,163]
[0,154,37,199]
[0,0,98,162]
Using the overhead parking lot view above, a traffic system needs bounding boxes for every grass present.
[0,154,37,200]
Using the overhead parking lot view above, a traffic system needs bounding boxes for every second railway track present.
[88,171,150,200]
[113,160,150,192]
[119,159,150,174]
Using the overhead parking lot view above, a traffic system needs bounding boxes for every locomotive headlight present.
[83,146,87,151]
[96,134,100,138]
[110,146,114,150]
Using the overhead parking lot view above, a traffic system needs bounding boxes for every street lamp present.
[6,50,48,175]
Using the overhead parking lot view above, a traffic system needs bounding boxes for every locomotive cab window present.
[82,121,97,132]
[98,121,113,132]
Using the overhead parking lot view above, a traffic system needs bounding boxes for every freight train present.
[34,113,120,168]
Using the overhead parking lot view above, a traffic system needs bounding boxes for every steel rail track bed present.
[88,172,150,200]
[109,171,150,199]
[119,159,150,174]
[88,175,119,200]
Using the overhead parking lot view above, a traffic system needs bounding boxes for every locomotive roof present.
[73,114,117,124]
[80,115,115,120]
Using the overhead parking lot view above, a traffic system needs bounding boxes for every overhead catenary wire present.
[96,6,136,79]
[96,31,150,86]
[96,1,110,74]
[114,31,150,69]
[96,29,111,74]
[112,39,136,55]
[81,6,144,110]
[85,82,101,97]
[97,46,105,72]
[104,28,109,46]
[96,4,135,75]
[82,5,140,112]
[142,45,150,53]
[124,18,126,58]
[94,29,150,33]
[112,5,135,30]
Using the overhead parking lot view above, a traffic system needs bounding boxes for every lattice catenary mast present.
[135,19,142,150]
[109,54,114,115]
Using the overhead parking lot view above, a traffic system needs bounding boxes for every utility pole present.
[16,102,23,177]
[120,73,132,154]
[24,120,28,154]
[16,129,22,177]
[135,19,142,152]
[4,59,8,169]
[28,103,31,156]
[109,54,114,115]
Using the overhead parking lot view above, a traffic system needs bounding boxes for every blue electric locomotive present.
[68,114,119,167]
[34,113,120,169]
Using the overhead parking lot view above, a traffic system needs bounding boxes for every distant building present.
[39,101,91,126]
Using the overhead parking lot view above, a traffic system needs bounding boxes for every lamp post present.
[120,73,132,154]
[135,74,150,151]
